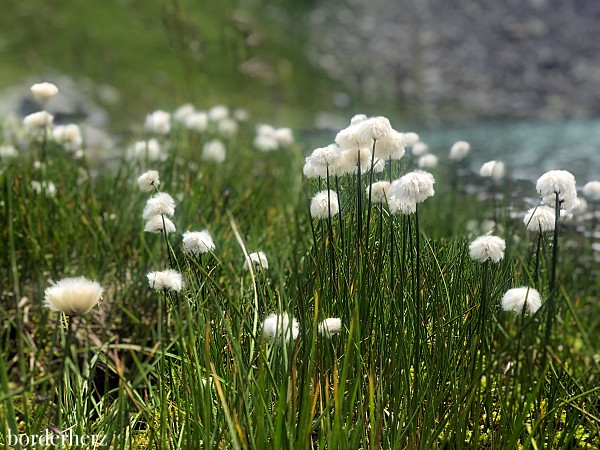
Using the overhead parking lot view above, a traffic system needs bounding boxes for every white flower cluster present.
[254,124,294,152]
[304,115,406,179]
[173,103,243,138]
[261,313,342,342]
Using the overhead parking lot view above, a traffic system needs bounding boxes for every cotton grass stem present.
[365,139,377,245]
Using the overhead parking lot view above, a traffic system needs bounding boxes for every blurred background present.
[1,0,599,180]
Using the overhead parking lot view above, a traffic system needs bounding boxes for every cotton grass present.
[44,276,103,316]
[501,287,542,314]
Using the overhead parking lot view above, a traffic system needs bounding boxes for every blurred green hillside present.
[0,0,332,127]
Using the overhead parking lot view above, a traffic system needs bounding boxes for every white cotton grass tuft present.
[449,141,470,161]
[480,160,505,181]
[182,230,215,255]
[243,251,269,271]
[31,180,57,197]
[411,142,428,156]
[524,205,558,232]
[366,181,391,204]
[218,118,239,138]
[128,139,165,161]
[318,318,342,337]
[501,287,542,314]
[536,170,576,198]
[582,181,600,201]
[137,170,160,192]
[185,111,209,133]
[262,313,299,342]
[145,110,171,134]
[310,190,340,219]
[355,116,393,143]
[375,130,406,161]
[202,139,226,163]
[388,194,417,215]
[0,144,18,159]
[147,269,183,292]
[44,276,103,316]
[31,82,59,102]
[173,103,195,123]
[403,132,420,147]
[541,192,579,213]
[208,105,229,122]
[144,215,176,234]
[273,128,294,148]
[52,124,83,151]
[418,154,438,169]
[23,111,54,129]
[469,234,506,263]
[143,192,175,220]
[389,170,435,204]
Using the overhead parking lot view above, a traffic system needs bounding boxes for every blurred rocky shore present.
[306,0,600,123]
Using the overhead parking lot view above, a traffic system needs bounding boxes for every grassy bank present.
[1,96,599,448]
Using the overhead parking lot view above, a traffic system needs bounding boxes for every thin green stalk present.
[365,139,377,246]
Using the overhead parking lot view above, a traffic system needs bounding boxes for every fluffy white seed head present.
[174,103,195,122]
[366,181,391,204]
[536,170,576,198]
[208,105,229,121]
[128,139,165,161]
[145,110,171,134]
[449,141,470,161]
[375,130,406,160]
[202,139,226,163]
[44,276,102,316]
[144,215,176,234]
[501,287,542,314]
[389,170,435,204]
[262,313,299,342]
[243,251,269,271]
[218,118,239,138]
[388,193,417,215]
[350,114,368,125]
[52,124,83,152]
[542,192,579,213]
[0,145,18,159]
[254,134,279,152]
[185,111,208,132]
[303,159,326,178]
[147,269,183,291]
[403,132,420,147]
[273,128,294,147]
[137,170,160,192]
[318,318,342,337]
[23,111,54,129]
[309,144,344,173]
[31,82,59,102]
[411,142,428,156]
[31,180,56,197]
[469,234,506,263]
[523,206,557,232]
[418,154,438,169]
[582,181,600,201]
[233,108,249,121]
[182,230,215,255]
[339,147,372,174]
[356,116,393,142]
[480,160,505,181]
[310,190,340,219]
[143,192,175,220]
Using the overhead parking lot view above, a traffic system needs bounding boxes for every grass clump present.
[0,93,599,449]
